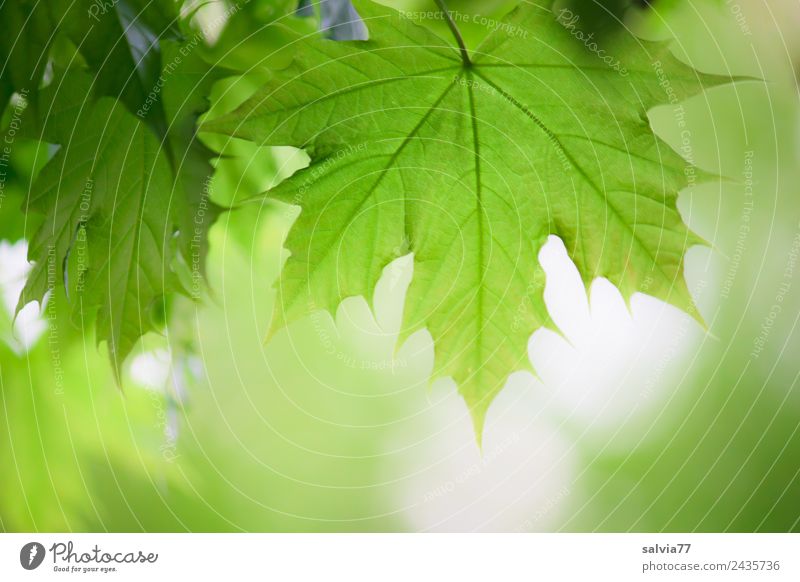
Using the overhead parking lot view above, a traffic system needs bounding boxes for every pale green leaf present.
[204,0,728,437]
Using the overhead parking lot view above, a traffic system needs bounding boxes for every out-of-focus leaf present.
[18,74,176,373]
[0,0,181,132]
[18,26,228,371]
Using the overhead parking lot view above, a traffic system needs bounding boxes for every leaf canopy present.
[4,0,371,375]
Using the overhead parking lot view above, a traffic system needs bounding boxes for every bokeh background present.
[1,0,799,531]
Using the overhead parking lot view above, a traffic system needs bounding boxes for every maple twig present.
[434,0,472,67]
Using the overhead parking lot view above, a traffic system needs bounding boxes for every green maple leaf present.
[205,0,728,438]
[15,16,225,375]
[18,71,175,375]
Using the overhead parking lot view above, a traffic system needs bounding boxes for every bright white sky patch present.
[385,234,707,531]
[0,239,46,353]
[531,236,704,444]
[129,348,173,392]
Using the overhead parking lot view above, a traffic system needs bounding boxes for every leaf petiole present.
[434,0,472,67]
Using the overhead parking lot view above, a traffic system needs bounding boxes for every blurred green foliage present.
[0,0,798,532]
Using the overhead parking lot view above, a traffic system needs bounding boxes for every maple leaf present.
[204,0,728,438]
[18,72,176,374]
[9,0,224,375]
